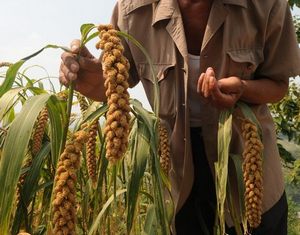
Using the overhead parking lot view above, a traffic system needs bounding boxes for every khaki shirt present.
[110,0,300,229]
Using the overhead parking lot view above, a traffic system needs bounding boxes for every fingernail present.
[71,45,79,52]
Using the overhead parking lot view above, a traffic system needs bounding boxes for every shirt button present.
[183,138,186,142]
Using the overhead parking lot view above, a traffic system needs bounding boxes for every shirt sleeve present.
[109,3,140,88]
[256,0,300,81]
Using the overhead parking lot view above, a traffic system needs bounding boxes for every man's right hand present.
[59,39,106,101]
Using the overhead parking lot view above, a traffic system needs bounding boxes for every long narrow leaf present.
[143,204,157,235]
[0,61,25,97]
[117,31,159,116]
[12,142,51,234]
[0,87,22,120]
[0,93,51,233]
[88,189,127,235]
[47,95,66,166]
[0,44,70,98]
[214,110,233,235]
[127,120,149,234]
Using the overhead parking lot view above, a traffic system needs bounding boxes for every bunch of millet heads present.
[241,118,264,229]
[49,24,174,234]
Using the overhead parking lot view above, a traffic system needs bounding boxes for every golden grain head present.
[241,118,264,228]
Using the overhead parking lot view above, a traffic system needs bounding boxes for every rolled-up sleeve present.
[256,1,300,81]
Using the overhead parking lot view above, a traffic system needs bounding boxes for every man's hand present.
[59,39,106,101]
[197,67,244,109]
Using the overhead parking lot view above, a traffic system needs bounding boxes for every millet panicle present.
[241,118,264,229]
[51,130,88,235]
[96,25,131,164]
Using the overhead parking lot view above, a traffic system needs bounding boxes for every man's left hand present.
[197,67,244,109]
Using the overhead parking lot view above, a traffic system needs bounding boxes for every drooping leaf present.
[0,44,70,98]
[0,61,25,97]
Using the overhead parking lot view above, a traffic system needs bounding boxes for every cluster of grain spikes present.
[158,122,171,175]
[16,107,49,205]
[77,93,89,115]
[85,120,99,186]
[96,24,131,164]
[57,90,69,102]
[77,93,99,185]
[0,61,12,68]
[51,130,88,235]
[241,118,264,228]
[31,107,49,156]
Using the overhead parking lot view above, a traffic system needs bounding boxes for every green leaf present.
[0,87,22,120]
[80,23,97,45]
[130,99,156,136]
[84,31,100,45]
[12,143,51,234]
[88,189,127,235]
[236,101,262,134]
[0,93,51,233]
[230,154,245,217]
[143,204,157,235]
[21,44,70,61]
[214,109,233,235]
[127,119,149,234]
[228,154,246,234]
[23,142,51,202]
[0,61,25,97]
[117,31,159,116]
[47,95,66,166]
[0,44,70,98]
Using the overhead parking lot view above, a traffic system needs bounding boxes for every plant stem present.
[60,82,74,154]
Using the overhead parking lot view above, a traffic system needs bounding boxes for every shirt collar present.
[124,0,248,24]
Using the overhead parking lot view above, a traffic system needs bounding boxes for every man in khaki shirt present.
[60,0,300,234]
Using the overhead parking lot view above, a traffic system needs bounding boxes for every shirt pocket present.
[137,63,176,119]
[226,48,264,80]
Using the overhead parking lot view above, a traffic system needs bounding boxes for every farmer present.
[59,0,300,234]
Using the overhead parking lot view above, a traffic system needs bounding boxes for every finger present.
[70,39,94,58]
[207,75,217,98]
[59,71,69,87]
[70,39,81,53]
[61,52,79,73]
[201,73,208,96]
[197,73,205,93]
[60,63,77,81]
[204,68,215,97]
